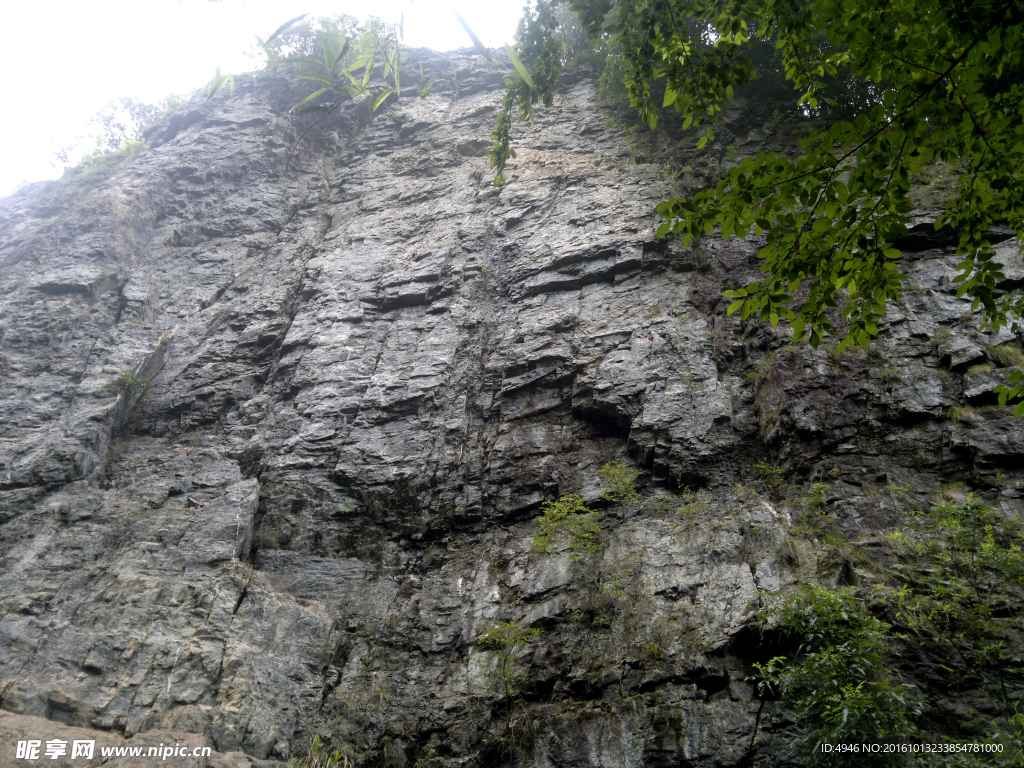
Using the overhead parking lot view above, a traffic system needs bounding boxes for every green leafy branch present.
[755,584,921,760]
[482,0,1024,413]
[531,493,603,561]
[455,1,564,186]
[756,497,1024,762]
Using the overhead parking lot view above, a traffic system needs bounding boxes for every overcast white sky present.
[0,0,524,197]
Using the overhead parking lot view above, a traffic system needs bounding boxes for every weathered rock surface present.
[1,51,1022,767]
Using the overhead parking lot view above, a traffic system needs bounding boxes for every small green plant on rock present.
[988,342,1024,368]
[888,496,1024,684]
[532,494,602,561]
[477,622,542,730]
[884,484,914,501]
[291,735,350,768]
[488,556,510,577]
[677,486,710,519]
[805,482,830,512]
[597,460,641,508]
[104,370,154,394]
[754,460,789,498]
[946,405,980,424]
[600,572,630,600]
[776,535,801,566]
[370,684,392,711]
[639,639,666,662]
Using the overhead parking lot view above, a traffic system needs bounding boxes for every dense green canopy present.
[492,0,1024,410]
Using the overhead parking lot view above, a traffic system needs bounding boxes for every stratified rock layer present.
[1,52,1022,767]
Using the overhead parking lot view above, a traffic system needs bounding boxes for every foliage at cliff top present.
[206,13,411,166]
[491,0,1024,411]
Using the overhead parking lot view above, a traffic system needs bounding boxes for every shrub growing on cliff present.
[755,585,920,764]
[476,622,542,729]
[756,496,1024,763]
[885,496,1024,698]
[531,493,602,561]
[55,94,183,175]
[104,370,154,394]
[596,460,641,506]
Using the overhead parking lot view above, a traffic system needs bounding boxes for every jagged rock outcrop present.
[1,50,1022,767]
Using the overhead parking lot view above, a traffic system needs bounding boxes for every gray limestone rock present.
[1,52,1022,767]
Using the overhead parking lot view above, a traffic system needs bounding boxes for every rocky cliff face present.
[1,51,1022,768]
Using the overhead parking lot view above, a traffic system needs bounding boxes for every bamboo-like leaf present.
[206,67,228,100]
[332,39,351,72]
[342,54,373,75]
[394,48,400,96]
[296,71,335,85]
[323,40,335,72]
[281,57,325,70]
[267,14,308,45]
[505,44,534,88]
[373,88,394,112]
[291,88,330,111]
[362,58,373,88]
[343,70,363,90]
[256,36,275,67]
[453,11,493,62]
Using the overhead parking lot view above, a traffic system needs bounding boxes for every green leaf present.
[323,40,335,72]
[342,54,373,75]
[394,51,401,97]
[206,66,228,100]
[505,44,535,88]
[333,39,351,72]
[453,11,493,63]
[373,88,394,112]
[266,13,308,45]
[727,300,744,315]
[281,57,326,70]
[296,72,334,85]
[291,88,330,111]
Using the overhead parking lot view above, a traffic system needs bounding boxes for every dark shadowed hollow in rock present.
[1,48,1022,768]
